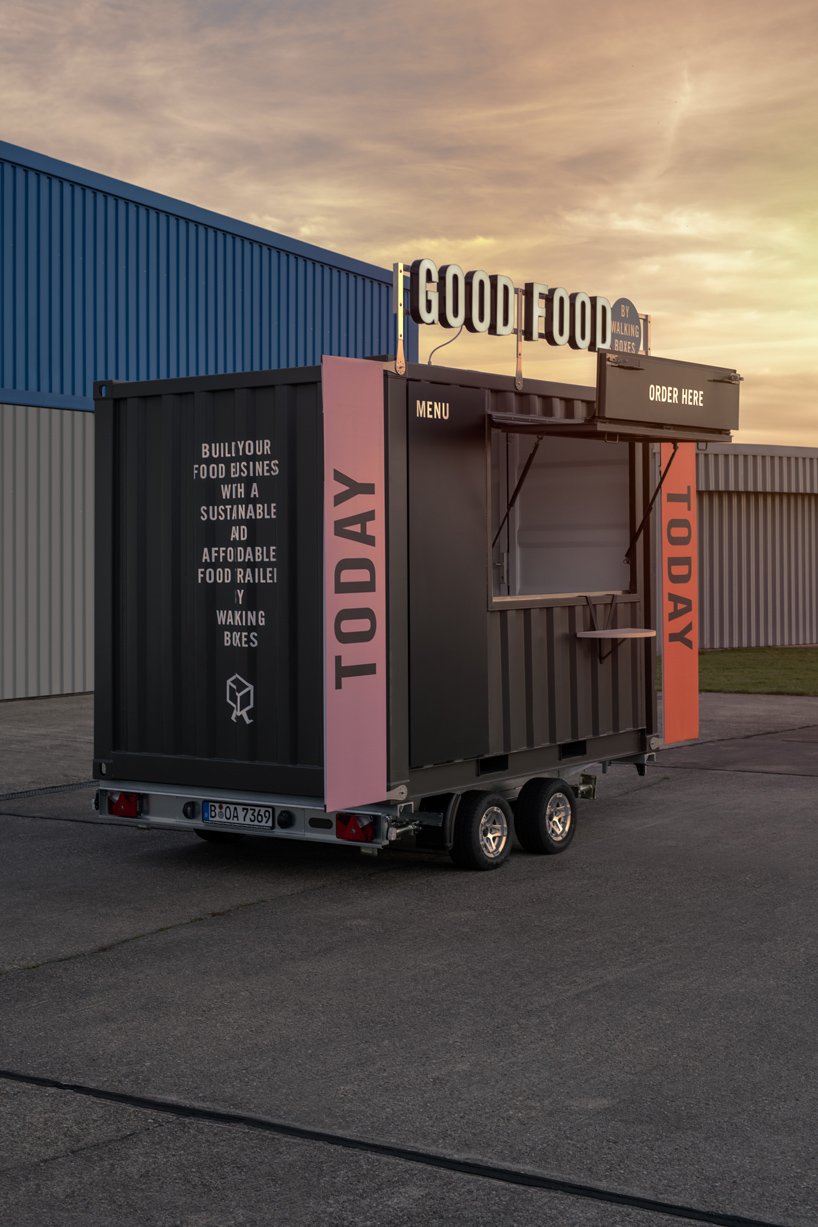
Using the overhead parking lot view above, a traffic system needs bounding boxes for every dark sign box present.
[597,353,740,435]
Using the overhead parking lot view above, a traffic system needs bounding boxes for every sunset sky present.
[1,0,816,444]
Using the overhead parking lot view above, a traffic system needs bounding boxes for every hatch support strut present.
[492,435,544,550]
[623,442,678,567]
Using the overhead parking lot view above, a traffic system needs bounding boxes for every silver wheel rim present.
[545,792,572,842]
[479,805,509,858]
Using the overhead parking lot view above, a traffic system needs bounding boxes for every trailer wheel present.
[195,830,245,845]
[450,792,512,870]
[514,778,576,855]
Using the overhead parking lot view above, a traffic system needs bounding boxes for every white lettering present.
[224,631,259,648]
[228,459,280,478]
[193,462,226,479]
[201,438,274,459]
[235,567,277,584]
[216,609,267,627]
[200,545,277,563]
[197,567,232,584]
[650,383,701,406]
[416,400,450,420]
[409,261,614,351]
[199,504,277,522]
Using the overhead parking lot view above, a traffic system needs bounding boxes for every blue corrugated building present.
[0,141,414,698]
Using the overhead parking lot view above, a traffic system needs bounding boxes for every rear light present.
[108,791,141,818]
[335,812,375,843]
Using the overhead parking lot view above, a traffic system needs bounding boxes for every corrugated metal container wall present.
[0,404,93,698]
[94,370,324,793]
[0,141,414,410]
[697,445,818,649]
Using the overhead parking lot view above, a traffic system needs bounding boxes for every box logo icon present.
[226,673,254,725]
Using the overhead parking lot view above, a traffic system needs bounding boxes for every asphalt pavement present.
[0,692,816,1226]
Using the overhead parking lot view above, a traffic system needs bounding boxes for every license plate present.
[202,802,274,829]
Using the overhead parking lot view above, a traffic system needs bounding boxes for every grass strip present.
[658,647,818,696]
[698,647,818,695]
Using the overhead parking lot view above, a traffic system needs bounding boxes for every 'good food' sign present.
[407,258,623,352]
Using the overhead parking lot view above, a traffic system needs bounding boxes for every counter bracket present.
[577,594,657,662]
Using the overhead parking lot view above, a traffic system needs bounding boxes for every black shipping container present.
[94,354,738,868]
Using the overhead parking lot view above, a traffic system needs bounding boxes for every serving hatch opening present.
[490,431,632,600]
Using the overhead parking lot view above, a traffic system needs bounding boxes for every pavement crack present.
[604,770,675,794]
[684,721,818,749]
[658,764,818,778]
[0,896,278,977]
[0,866,388,978]
[0,810,127,828]
[0,1068,792,1227]
[0,781,94,805]
[1,1118,169,1178]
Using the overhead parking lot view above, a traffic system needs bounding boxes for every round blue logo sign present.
[610,298,643,355]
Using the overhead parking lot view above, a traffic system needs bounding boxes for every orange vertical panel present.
[661,442,699,744]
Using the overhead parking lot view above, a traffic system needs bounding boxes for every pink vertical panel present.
[322,356,387,811]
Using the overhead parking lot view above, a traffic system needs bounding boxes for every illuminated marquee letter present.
[489,275,515,336]
[545,287,570,345]
[439,264,466,328]
[523,282,547,342]
[409,259,439,325]
[465,269,491,333]
[568,291,592,350]
[591,296,612,351]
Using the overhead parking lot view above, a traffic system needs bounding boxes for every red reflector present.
[108,791,141,818]
[335,812,375,843]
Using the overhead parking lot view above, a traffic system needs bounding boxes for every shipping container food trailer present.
[93,352,739,868]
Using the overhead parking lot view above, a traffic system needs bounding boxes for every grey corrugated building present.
[698,444,818,649]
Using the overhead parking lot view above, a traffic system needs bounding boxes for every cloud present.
[1,0,816,444]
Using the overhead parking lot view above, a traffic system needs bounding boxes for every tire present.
[450,791,512,870]
[195,829,245,845]
[514,778,576,855]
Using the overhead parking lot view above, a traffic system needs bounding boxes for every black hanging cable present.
[623,442,679,566]
[492,434,544,550]
[428,326,463,364]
